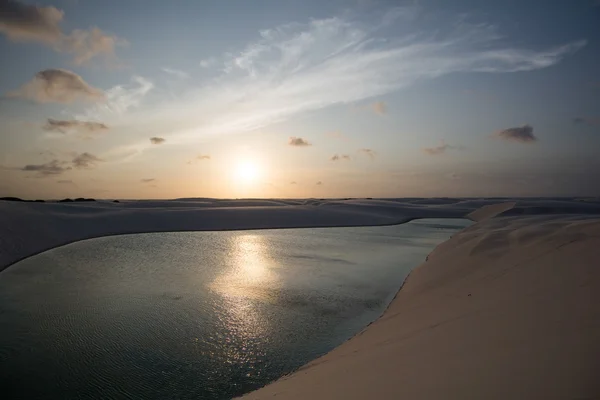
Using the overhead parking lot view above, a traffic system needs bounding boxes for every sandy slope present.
[241,214,600,399]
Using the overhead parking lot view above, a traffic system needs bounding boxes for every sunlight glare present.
[235,160,260,184]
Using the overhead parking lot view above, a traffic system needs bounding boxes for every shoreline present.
[240,213,600,399]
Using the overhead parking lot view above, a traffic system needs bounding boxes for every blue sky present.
[0,0,599,199]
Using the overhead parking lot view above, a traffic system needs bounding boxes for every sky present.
[0,0,599,199]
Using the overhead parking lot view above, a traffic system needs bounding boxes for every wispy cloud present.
[79,76,153,120]
[290,181,297,184]
[161,67,189,79]
[422,140,462,155]
[331,154,351,161]
[316,181,323,185]
[359,148,377,159]
[141,178,155,183]
[7,69,104,103]
[288,137,312,146]
[493,124,537,143]
[20,152,103,177]
[199,57,217,68]
[80,7,584,151]
[149,137,166,145]
[72,152,102,168]
[43,119,108,135]
[0,0,124,65]
[187,154,211,164]
[57,179,75,185]
[21,160,71,176]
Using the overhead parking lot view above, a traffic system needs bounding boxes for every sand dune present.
[241,213,600,399]
[1,197,599,272]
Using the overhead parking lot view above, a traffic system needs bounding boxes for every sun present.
[235,160,260,184]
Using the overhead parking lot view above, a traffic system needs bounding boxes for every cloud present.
[7,69,104,103]
[187,154,211,164]
[316,181,323,185]
[371,101,387,115]
[288,137,312,146]
[43,119,108,134]
[359,148,377,159]
[0,0,123,65]
[290,181,297,184]
[57,179,75,185]
[72,152,102,168]
[199,57,217,68]
[493,124,537,143]
[150,137,166,145]
[161,67,189,79]
[67,7,585,152]
[58,27,124,66]
[572,116,600,127]
[79,76,153,119]
[21,160,70,176]
[331,154,351,161]
[141,178,155,183]
[0,0,63,43]
[422,140,462,155]
[19,152,103,177]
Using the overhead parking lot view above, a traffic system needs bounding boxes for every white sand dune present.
[1,197,599,272]
[241,212,600,399]
[0,197,491,271]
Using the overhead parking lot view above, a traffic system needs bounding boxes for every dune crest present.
[466,201,516,222]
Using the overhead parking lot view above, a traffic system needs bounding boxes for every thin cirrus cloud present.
[493,124,537,143]
[7,69,104,103]
[161,67,190,79]
[422,140,461,155]
[288,137,312,146]
[141,178,155,183]
[149,137,166,145]
[79,76,153,120]
[0,0,124,65]
[43,119,109,134]
[73,6,585,158]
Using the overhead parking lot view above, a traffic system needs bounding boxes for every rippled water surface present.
[0,219,470,399]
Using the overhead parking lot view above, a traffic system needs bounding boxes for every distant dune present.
[1,197,599,271]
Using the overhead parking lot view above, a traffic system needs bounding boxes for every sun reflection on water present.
[208,233,279,370]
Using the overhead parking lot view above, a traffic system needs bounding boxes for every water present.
[0,219,470,399]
